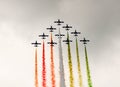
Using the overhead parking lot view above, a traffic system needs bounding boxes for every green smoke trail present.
[76,38,83,87]
[67,32,74,87]
[84,45,92,87]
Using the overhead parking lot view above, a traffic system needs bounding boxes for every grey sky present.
[0,0,120,87]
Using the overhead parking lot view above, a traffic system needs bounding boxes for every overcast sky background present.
[0,0,120,87]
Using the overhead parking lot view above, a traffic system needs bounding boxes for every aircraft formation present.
[31,19,92,87]
[32,19,89,47]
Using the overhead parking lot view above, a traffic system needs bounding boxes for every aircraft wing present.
[47,42,51,44]
[44,35,48,37]
[77,32,81,34]
[60,34,65,36]
[80,40,84,42]
[37,43,41,45]
[39,35,43,37]
[54,21,58,23]
[86,40,90,42]
[53,28,56,30]
[46,27,52,30]
[55,34,65,36]
[63,40,67,42]
[53,42,57,44]
[62,26,67,28]
[60,21,64,23]
[71,32,75,34]
[55,34,59,36]
[68,26,72,28]
[31,42,36,44]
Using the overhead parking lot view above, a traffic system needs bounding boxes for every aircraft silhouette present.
[62,24,72,31]
[55,33,65,38]
[80,38,90,44]
[71,30,81,36]
[39,33,48,39]
[63,38,72,44]
[31,41,41,47]
[54,19,64,25]
[46,26,56,32]
[47,40,57,46]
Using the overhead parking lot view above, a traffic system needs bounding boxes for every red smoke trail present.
[42,41,46,87]
[35,48,39,87]
[50,33,56,87]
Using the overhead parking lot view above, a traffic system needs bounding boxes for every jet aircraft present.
[39,33,48,39]
[63,38,72,44]
[47,40,57,46]
[71,30,81,36]
[80,38,90,44]
[55,34,65,38]
[31,41,41,47]
[62,24,72,31]
[54,19,64,25]
[46,26,56,32]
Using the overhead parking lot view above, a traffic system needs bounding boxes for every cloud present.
[58,0,120,59]
[0,0,62,41]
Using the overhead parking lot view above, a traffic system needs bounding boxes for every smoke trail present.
[58,29,66,87]
[76,38,83,87]
[67,32,74,87]
[50,33,56,87]
[35,48,39,87]
[84,45,92,87]
[42,41,46,87]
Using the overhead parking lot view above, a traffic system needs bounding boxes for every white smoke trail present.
[58,28,66,87]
